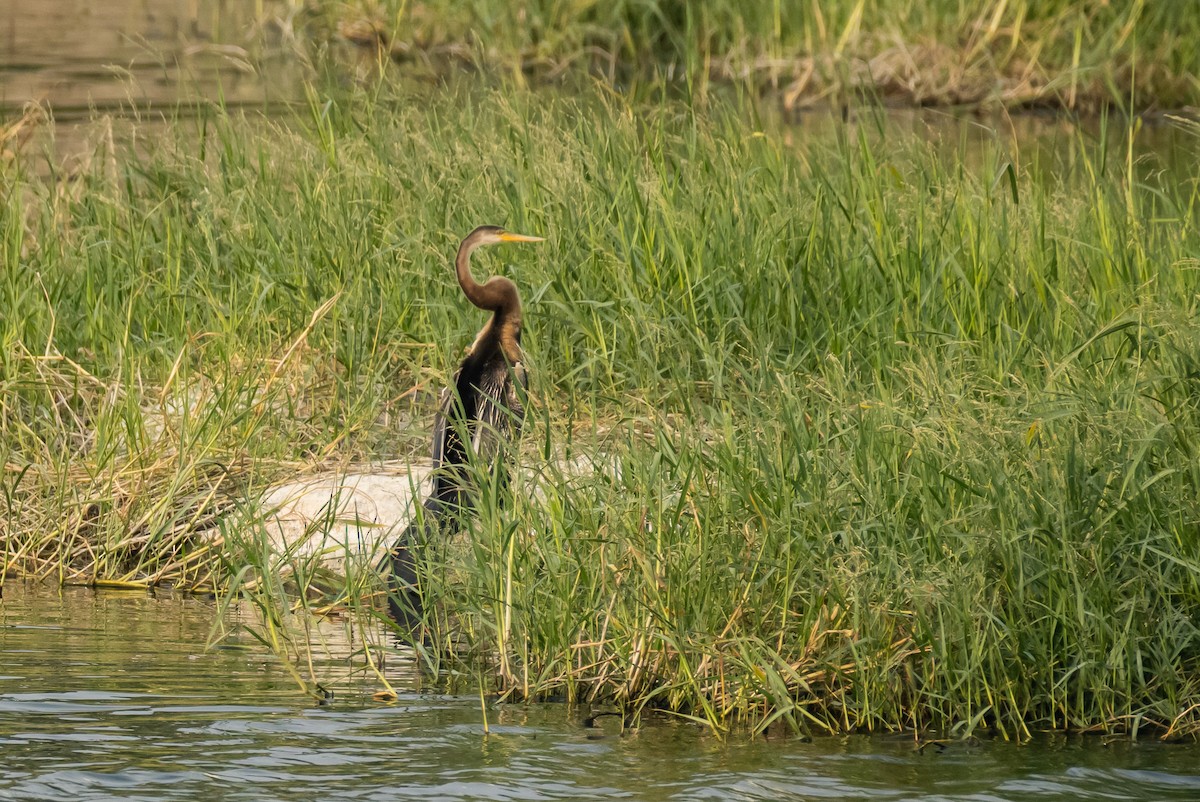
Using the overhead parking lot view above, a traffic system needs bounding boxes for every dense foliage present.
[3,86,1199,736]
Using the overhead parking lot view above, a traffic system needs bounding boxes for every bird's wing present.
[430,372,460,469]
[510,360,529,437]
[471,360,528,459]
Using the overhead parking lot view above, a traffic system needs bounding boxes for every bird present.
[387,225,544,633]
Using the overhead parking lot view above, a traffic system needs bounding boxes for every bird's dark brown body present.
[388,225,541,633]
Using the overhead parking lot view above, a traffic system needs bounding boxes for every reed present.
[310,0,1200,110]
[3,83,1199,737]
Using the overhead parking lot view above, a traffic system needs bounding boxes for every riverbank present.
[307,0,1200,111]
[3,83,1200,738]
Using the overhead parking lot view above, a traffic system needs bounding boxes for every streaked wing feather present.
[511,360,528,438]
[470,361,528,461]
[430,380,456,469]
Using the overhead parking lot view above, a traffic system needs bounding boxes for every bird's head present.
[465,225,545,248]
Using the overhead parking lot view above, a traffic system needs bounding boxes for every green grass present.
[3,81,1200,738]
[309,0,1200,109]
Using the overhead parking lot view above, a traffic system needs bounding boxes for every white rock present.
[247,452,618,578]
[257,461,434,572]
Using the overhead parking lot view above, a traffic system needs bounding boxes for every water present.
[1,0,300,168]
[2,584,1199,802]
[0,0,298,115]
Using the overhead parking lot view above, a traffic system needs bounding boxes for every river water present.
[2,584,1199,802]
[1,0,301,169]
[0,0,298,115]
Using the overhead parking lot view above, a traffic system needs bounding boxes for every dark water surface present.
[2,585,1199,802]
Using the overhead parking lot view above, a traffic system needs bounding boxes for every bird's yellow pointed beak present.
[498,232,545,243]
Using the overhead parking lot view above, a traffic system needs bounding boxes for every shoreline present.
[318,2,1200,114]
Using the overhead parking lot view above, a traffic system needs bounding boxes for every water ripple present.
[3,585,1199,802]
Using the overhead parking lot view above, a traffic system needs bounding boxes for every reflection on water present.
[2,584,1199,801]
[772,105,1200,192]
[0,0,298,115]
[0,0,301,168]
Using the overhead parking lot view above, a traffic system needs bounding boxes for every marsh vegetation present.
[3,0,1200,741]
[308,0,1200,110]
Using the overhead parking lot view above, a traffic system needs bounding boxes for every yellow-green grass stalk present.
[3,82,1199,737]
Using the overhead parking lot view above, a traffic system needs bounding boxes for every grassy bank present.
[308,0,1200,110]
[4,83,1200,737]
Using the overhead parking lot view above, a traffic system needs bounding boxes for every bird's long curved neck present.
[456,237,522,358]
